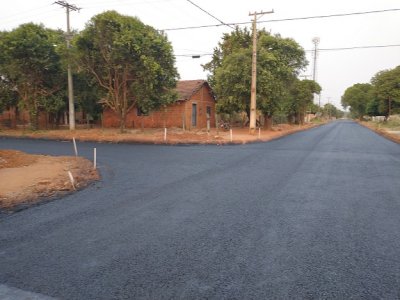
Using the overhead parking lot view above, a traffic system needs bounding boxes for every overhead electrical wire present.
[184,0,234,29]
[319,44,400,51]
[162,8,400,31]
[175,43,400,57]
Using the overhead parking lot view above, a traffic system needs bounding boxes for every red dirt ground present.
[0,150,99,210]
[0,123,319,144]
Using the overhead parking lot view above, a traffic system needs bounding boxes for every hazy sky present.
[1,0,399,108]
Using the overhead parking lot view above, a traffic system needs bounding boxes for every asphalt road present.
[1,120,400,299]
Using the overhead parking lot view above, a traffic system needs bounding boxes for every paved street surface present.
[1,120,400,299]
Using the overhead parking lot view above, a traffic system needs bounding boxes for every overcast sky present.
[1,0,399,109]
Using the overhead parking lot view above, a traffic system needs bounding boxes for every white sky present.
[1,0,399,109]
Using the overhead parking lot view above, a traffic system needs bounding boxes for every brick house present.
[102,80,216,129]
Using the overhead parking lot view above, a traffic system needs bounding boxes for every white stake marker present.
[72,137,78,156]
[230,129,233,142]
[68,171,76,190]
[258,127,261,139]
[94,148,97,169]
[164,128,167,142]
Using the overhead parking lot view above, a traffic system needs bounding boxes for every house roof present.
[176,80,215,101]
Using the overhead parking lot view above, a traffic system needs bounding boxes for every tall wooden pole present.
[249,10,273,134]
[66,5,75,130]
[55,1,80,130]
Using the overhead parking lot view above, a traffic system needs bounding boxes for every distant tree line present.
[341,65,400,119]
[0,11,334,131]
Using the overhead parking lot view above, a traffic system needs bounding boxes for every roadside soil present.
[0,150,99,210]
[0,123,320,145]
[360,122,400,144]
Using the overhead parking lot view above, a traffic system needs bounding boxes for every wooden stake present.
[230,129,233,142]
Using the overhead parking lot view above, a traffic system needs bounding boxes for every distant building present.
[102,80,216,129]
[0,80,216,130]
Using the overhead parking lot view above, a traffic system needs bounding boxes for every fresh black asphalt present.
[1,120,400,299]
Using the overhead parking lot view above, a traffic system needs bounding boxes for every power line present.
[184,0,234,29]
[1,4,51,21]
[175,43,400,57]
[319,44,400,51]
[162,8,400,31]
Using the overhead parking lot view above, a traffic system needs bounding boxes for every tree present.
[322,103,344,119]
[285,79,321,124]
[365,97,381,116]
[0,24,64,129]
[75,11,178,132]
[214,48,252,115]
[0,77,18,114]
[204,27,307,129]
[203,27,253,89]
[73,72,104,123]
[371,66,400,116]
[341,83,373,119]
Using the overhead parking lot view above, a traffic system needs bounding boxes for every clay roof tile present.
[176,80,211,101]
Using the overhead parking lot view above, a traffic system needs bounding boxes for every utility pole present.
[312,37,320,82]
[249,9,273,134]
[55,0,80,130]
[327,97,331,119]
[312,37,320,110]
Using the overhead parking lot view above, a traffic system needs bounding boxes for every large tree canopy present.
[341,83,373,119]
[286,79,321,124]
[0,23,64,129]
[203,27,307,128]
[371,66,400,116]
[75,11,178,132]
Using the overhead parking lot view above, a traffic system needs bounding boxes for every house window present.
[137,107,148,116]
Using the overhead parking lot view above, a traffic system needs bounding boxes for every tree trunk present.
[264,115,273,130]
[29,106,39,131]
[119,110,126,133]
[294,113,299,125]
[245,107,250,124]
[298,112,304,125]
[287,114,294,125]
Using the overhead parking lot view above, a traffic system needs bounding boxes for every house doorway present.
[192,103,197,127]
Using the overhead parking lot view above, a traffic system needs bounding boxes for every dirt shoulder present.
[0,123,322,145]
[0,150,99,211]
[360,121,400,144]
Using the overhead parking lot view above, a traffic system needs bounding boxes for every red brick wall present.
[0,107,29,128]
[0,108,84,129]
[184,87,216,129]
[102,84,216,129]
